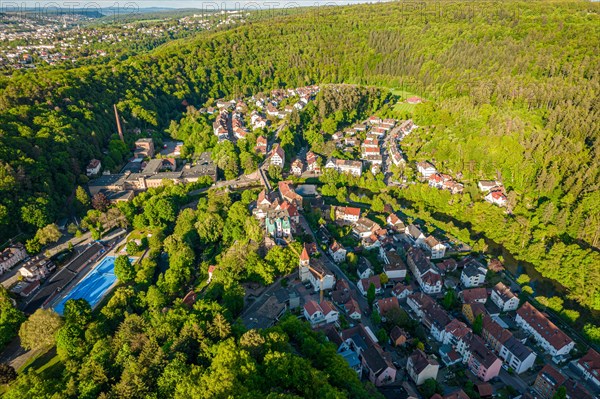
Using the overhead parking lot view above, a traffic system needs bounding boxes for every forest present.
[0,2,598,303]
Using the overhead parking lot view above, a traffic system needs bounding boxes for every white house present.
[515,302,574,357]
[490,282,519,312]
[359,275,382,296]
[344,299,362,320]
[357,259,374,280]
[485,190,508,207]
[423,236,446,259]
[270,144,285,167]
[291,159,304,176]
[86,159,102,176]
[460,264,487,288]
[416,161,437,178]
[407,349,439,385]
[381,249,407,281]
[336,206,361,223]
[299,246,336,292]
[329,241,347,263]
[577,349,600,388]
[405,224,426,246]
[0,244,27,274]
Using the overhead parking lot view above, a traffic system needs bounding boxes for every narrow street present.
[297,214,377,333]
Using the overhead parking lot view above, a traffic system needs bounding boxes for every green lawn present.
[389,88,421,115]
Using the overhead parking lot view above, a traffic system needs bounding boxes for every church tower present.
[299,244,310,282]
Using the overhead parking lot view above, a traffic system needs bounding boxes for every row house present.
[416,161,437,178]
[482,315,536,374]
[265,210,292,238]
[299,245,336,292]
[533,365,566,399]
[407,292,436,320]
[389,144,406,167]
[515,302,574,358]
[465,335,502,382]
[303,300,338,326]
[325,157,363,176]
[232,112,249,139]
[490,282,519,312]
[367,115,382,125]
[0,243,27,274]
[422,303,453,342]
[406,247,443,294]
[407,349,439,385]
[353,123,367,133]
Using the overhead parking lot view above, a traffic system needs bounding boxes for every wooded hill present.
[0,1,598,309]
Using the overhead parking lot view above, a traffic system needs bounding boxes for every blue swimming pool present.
[54,256,125,315]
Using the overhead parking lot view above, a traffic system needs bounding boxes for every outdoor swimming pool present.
[53,255,124,315]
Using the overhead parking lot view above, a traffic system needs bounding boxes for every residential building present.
[459,288,488,304]
[407,247,442,294]
[344,299,362,320]
[462,302,487,325]
[461,263,487,287]
[86,159,101,176]
[325,157,363,176]
[485,189,508,207]
[356,258,374,280]
[303,300,338,326]
[335,206,361,223]
[481,315,536,374]
[407,349,439,385]
[358,275,382,296]
[381,249,407,281]
[407,293,436,319]
[270,144,285,167]
[533,365,566,399]
[392,283,412,299]
[423,235,446,259]
[0,243,27,274]
[306,151,321,174]
[255,135,268,154]
[405,224,426,246]
[376,297,400,320]
[386,213,405,231]
[416,161,437,178]
[328,240,347,263]
[577,348,600,388]
[478,180,500,192]
[291,159,304,176]
[278,181,303,206]
[390,326,409,346]
[19,255,54,281]
[515,302,574,357]
[352,217,380,238]
[490,282,519,312]
[466,335,502,382]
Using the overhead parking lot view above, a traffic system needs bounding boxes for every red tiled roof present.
[304,300,321,317]
[538,365,566,387]
[377,297,400,315]
[517,302,573,351]
[578,348,600,376]
[460,287,488,304]
[300,245,310,262]
[320,300,336,316]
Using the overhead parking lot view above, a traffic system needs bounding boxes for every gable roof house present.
[298,246,336,293]
[255,135,268,154]
[291,159,304,176]
[481,315,536,374]
[358,275,382,297]
[490,282,519,312]
[406,247,442,294]
[381,249,407,281]
[390,326,409,347]
[303,300,339,326]
[533,365,567,399]
[328,240,347,264]
[386,214,405,231]
[356,257,374,280]
[407,349,439,385]
[344,299,362,320]
[376,297,400,321]
[405,224,426,246]
[416,161,437,178]
[423,235,446,259]
[352,217,380,239]
[459,287,488,304]
[270,144,285,167]
[460,262,487,288]
[577,348,600,388]
[516,302,574,358]
[392,282,413,299]
[278,181,302,206]
[335,206,361,222]
[465,335,502,382]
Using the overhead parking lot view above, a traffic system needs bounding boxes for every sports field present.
[53,256,119,315]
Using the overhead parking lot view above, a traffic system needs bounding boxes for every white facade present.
[460,266,487,288]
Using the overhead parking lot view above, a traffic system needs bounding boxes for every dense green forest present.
[0,0,598,310]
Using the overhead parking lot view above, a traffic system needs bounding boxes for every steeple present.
[300,244,310,266]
